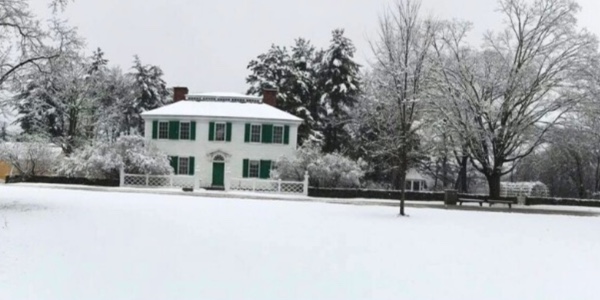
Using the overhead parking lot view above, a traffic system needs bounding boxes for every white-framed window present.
[179,157,190,175]
[215,122,226,141]
[413,181,420,191]
[405,180,412,191]
[273,125,284,144]
[250,124,261,143]
[249,160,260,178]
[158,122,169,139]
[180,122,190,140]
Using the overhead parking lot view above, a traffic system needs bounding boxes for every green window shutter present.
[244,123,250,143]
[170,156,179,174]
[226,122,232,142]
[152,121,158,139]
[243,159,249,178]
[189,157,195,175]
[191,121,196,141]
[262,124,273,144]
[259,160,272,179]
[284,125,290,145]
[169,121,180,140]
[209,122,215,141]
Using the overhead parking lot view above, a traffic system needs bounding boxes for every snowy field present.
[1,185,599,300]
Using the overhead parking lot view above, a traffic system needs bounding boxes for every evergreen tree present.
[246,40,324,144]
[126,56,169,135]
[88,48,109,75]
[288,39,324,143]
[246,45,291,94]
[318,29,361,153]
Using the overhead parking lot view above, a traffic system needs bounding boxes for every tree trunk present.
[399,169,406,216]
[595,156,600,194]
[454,155,469,193]
[441,155,448,188]
[433,163,439,190]
[487,171,502,200]
[399,151,408,216]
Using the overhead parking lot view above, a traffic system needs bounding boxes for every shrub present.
[272,141,366,188]
[0,135,61,177]
[56,135,172,179]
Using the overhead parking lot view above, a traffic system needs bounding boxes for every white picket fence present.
[120,168,199,189]
[119,167,308,196]
[226,172,309,196]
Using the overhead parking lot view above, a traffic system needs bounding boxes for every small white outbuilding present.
[500,181,549,198]
[405,169,428,192]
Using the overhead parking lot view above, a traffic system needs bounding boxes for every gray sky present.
[32,0,600,94]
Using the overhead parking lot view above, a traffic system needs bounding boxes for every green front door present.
[212,162,225,187]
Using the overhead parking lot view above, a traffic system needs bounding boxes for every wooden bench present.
[488,199,515,209]
[457,198,486,207]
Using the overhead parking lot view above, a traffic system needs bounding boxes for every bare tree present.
[430,0,597,199]
[0,0,79,89]
[366,0,438,215]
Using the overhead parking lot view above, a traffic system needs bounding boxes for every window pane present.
[179,157,189,175]
[159,122,169,139]
[249,161,259,178]
[216,123,226,141]
[273,126,283,144]
[180,122,190,140]
[405,181,411,190]
[251,125,261,143]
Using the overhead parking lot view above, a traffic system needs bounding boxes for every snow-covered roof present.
[141,101,303,122]
[406,169,426,181]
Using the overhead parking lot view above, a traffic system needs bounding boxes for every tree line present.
[0,0,172,178]
[245,0,600,211]
[2,0,600,207]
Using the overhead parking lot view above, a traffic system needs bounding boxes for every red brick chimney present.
[173,87,189,102]
[262,88,277,107]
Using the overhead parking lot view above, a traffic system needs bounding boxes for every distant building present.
[405,169,428,192]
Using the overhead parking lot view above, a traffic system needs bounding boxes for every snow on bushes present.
[0,135,62,177]
[272,141,365,188]
[57,135,172,179]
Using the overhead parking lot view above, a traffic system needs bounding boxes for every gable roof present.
[141,101,303,122]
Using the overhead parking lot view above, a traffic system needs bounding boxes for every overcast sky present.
[32,0,600,94]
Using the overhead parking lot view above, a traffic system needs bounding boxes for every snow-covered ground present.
[1,185,599,300]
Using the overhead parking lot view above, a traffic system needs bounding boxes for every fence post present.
[194,169,200,190]
[252,178,256,192]
[169,173,173,188]
[119,166,125,187]
[145,173,149,187]
[224,169,231,192]
[303,171,309,196]
[278,179,282,193]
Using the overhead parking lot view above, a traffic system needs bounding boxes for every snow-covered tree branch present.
[0,0,80,89]
[430,0,597,199]
[362,0,438,215]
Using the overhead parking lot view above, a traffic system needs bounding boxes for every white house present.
[141,88,303,189]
